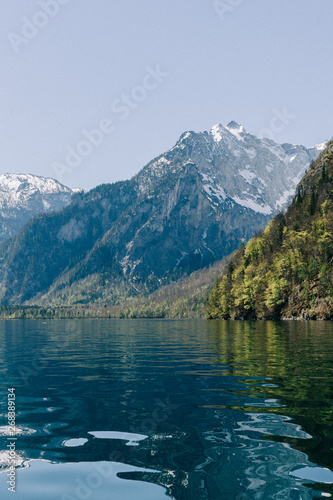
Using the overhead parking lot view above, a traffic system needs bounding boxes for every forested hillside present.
[0,258,227,319]
[208,141,333,320]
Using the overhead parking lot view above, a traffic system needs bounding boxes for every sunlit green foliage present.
[207,141,333,319]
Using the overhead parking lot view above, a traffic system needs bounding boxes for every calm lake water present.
[0,319,333,499]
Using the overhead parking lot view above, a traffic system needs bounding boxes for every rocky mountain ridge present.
[138,121,324,215]
[0,123,324,305]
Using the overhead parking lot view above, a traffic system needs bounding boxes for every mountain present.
[0,174,80,242]
[147,121,324,216]
[207,140,333,320]
[0,124,324,306]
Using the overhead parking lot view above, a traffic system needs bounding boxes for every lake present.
[0,319,332,499]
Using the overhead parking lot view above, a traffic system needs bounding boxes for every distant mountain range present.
[0,174,80,242]
[0,123,325,305]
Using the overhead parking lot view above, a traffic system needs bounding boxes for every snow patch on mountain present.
[200,173,227,202]
[225,121,246,142]
[210,124,224,143]
[314,142,327,152]
[232,195,272,215]
[238,168,257,184]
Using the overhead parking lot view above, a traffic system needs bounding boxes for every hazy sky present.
[0,0,332,190]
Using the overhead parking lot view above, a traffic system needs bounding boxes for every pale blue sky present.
[0,0,332,189]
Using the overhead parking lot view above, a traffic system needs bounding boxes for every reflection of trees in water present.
[205,320,333,472]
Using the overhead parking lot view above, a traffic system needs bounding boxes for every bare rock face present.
[0,124,323,305]
[138,121,322,216]
[102,161,269,283]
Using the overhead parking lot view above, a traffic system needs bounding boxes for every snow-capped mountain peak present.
[210,123,225,143]
[139,121,323,218]
[0,173,80,241]
[225,121,246,140]
[210,122,247,143]
[314,142,327,152]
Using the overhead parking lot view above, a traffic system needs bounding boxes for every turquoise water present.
[0,319,332,499]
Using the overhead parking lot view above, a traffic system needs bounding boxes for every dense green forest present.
[208,141,333,320]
